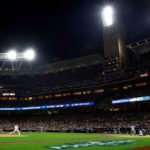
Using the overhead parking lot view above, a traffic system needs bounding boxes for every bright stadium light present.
[7,50,17,60]
[101,6,114,26]
[24,48,35,60]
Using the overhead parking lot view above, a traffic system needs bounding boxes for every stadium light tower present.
[101,4,127,77]
[0,48,36,71]
[101,5,114,27]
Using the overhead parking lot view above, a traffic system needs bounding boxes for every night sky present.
[0,0,149,64]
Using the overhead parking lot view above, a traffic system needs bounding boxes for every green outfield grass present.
[0,132,150,150]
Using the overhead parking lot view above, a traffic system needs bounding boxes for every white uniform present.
[139,130,143,136]
[131,125,135,135]
[10,125,20,135]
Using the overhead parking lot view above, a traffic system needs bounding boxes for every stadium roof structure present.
[0,54,103,75]
[36,53,103,74]
[126,37,150,55]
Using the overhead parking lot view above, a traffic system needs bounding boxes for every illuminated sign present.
[140,73,148,77]
[0,102,94,111]
[2,93,15,96]
[112,96,150,104]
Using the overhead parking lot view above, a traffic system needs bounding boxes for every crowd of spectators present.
[0,111,150,134]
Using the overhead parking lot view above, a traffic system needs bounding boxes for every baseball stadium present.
[0,1,150,150]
